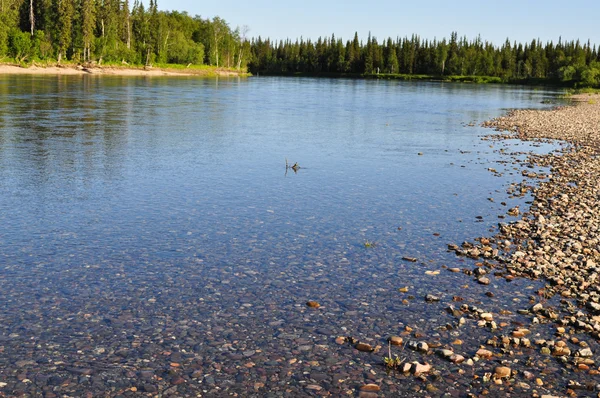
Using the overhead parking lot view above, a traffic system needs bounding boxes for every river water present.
[0,75,574,396]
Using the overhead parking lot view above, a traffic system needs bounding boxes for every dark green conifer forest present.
[249,32,600,87]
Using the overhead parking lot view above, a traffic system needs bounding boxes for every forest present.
[1,0,599,87]
[249,32,600,87]
[0,0,250,68]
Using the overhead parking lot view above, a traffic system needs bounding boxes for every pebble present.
[360,384,381,392]
[416,342,429,353]
[410,362,431,377]
[477,277,490,285]
[476,349,493,359]
[306,301,320,308]
[388,336,403,346]
[480,313,493,321]
[354,343,374,352]
[494,366,512,379]
[425,294,440,302]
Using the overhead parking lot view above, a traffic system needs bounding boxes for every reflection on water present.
[0,75,568,395]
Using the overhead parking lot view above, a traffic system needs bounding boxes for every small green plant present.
[364,240,375,248]
[588,99,597,104]
[383,342,405,370]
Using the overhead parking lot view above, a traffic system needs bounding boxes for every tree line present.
[0,0,251,68]
[249,32,600,87]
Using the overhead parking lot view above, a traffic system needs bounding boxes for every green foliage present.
[8,28,31,61]
[0,0,245,68]
[383,353,404,369]
[0,21,9,57]
[248,32,600,88]
[578,62,600,88]
[558,65,576,81]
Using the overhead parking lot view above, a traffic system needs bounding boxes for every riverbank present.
[379,93,600,397]
[0,63,249,77]
[443,93,600,394]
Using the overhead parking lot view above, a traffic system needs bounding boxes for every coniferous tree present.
[56,0,73,62]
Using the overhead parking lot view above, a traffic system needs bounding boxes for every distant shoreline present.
[0,64,249,78]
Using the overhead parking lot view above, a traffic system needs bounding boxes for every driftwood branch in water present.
[285,158,300,173]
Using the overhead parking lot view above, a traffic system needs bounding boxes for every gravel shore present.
[445,93,600,396]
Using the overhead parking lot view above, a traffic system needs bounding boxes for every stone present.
[450,354,465,364]
[388,336,403,346]
[476,349,493,359]
[354,343,374,352]
[306,301,320,308]
[478,277,491,285]
[480,313,493,321]
[360,384,381,392]
[417,342,429,352]
[577,348,593,358]
[171,376,186,385]
[411,362,431,377]
[437,349,453,358]
[494,366,511,379]
[425,294,440,302]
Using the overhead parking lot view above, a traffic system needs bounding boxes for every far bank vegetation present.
[249,32,600,88]
[0,0,250,70]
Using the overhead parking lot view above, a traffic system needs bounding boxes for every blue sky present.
[158,0,600,46]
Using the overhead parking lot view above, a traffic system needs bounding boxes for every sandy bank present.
[0,64,245,77]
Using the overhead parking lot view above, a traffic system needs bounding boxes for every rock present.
[523,371,535,380]
[477,277,491,285]
[388,336,403,346]
[191,370,203,379]
[15,360,36,367]
[416,342,429,353]
[411,362,431,377]
[494,366,512,379]
[425,294,440,302]
[577,348,593,358]
[450,354,465,364]
[587,302,600,313]
[552,346,571,356]
[437,349,453,358]
[305,384,322,391]
[476,349,493,359]
[360,384,381,392]
[354,343,374,352]
[480,313,493,321]
[402,257,418,262]
[306,301,320,308]
[171,376,186,385]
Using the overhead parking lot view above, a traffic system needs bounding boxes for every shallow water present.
[0,76,579,396]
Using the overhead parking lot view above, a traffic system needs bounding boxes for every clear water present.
[0,76,571,396]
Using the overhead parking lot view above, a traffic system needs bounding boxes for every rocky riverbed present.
[1,94,600,398]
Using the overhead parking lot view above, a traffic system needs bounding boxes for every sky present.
[157,0,600,46]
